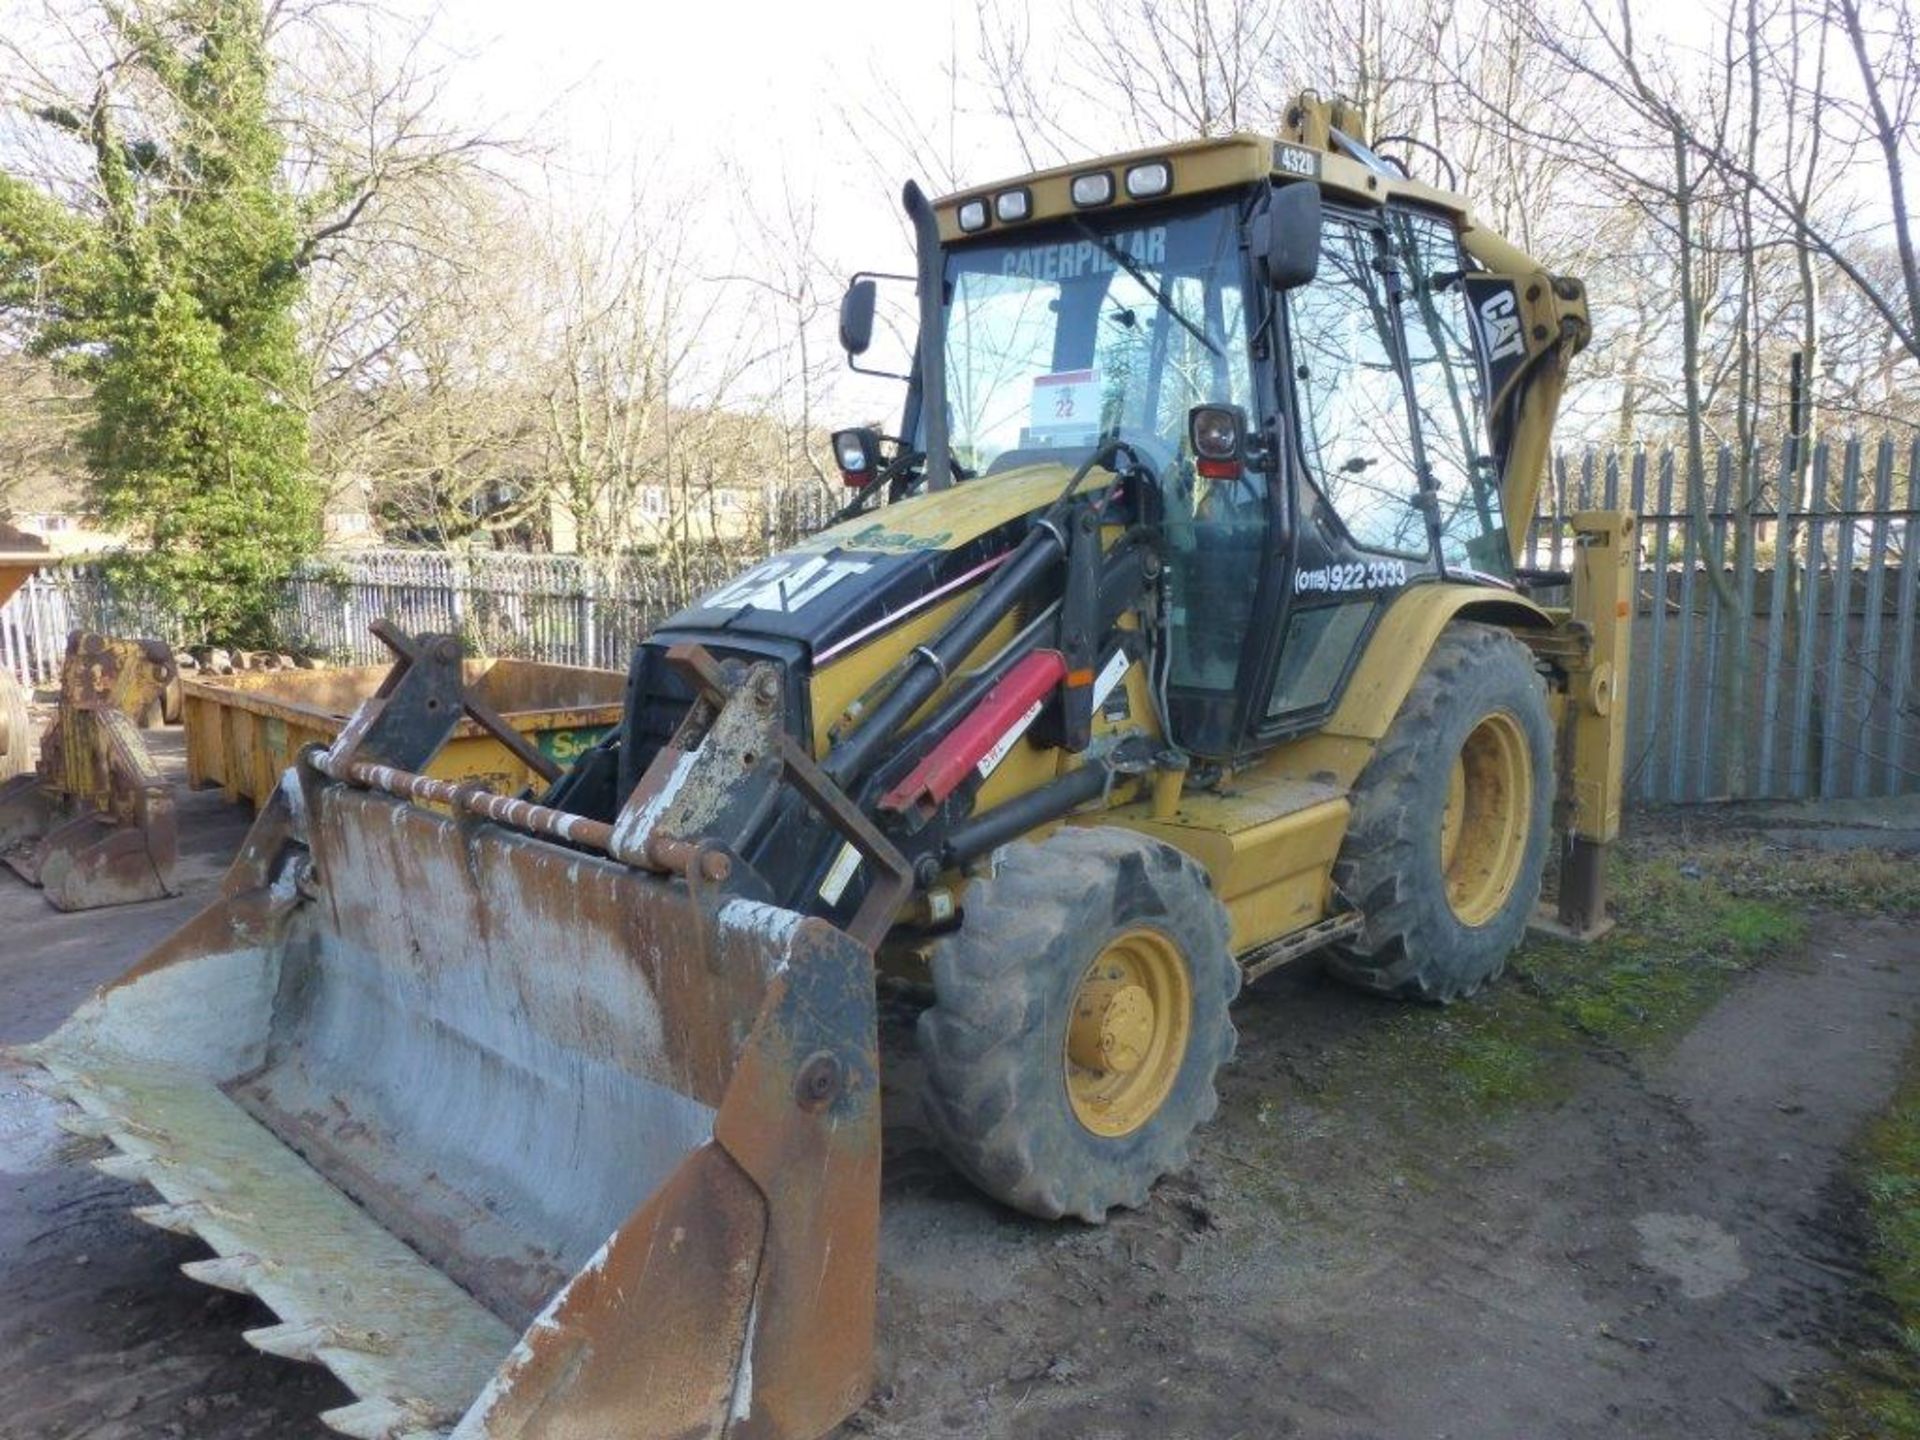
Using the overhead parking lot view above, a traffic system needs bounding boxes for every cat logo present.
[703,553,874,613]
[1476,289,1526,362]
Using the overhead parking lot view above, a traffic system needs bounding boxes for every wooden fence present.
[5,438,1917,806]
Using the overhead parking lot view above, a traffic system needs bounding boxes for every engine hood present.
[658,461,1086,657]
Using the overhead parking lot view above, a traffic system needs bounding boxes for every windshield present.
[928,205,1255,473]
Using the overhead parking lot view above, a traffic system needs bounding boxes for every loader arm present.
[1457,221,1592,565]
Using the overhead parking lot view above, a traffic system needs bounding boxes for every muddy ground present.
[1,729,1915,1439]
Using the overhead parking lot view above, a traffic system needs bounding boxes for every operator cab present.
[841,132,1533,761]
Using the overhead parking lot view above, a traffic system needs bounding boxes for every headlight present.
[956,198,990,232]
[831,428,883,487]
[1187,404,1247,480]
[994,188,1031,222]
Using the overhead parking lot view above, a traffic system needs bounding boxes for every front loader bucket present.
[11,746,882,1438]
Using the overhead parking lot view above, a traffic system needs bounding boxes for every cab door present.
[1251,201,1500,743]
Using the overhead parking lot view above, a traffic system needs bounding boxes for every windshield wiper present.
[1073,219,1221,357]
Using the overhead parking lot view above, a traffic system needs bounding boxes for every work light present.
[1125,161,1172,198]
[1070,171,1114,207]
[1188,405,1246,479]
[832,428,883,487]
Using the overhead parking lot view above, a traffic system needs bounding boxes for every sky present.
[0,0,1833,438]
[420,0,1048,267]
[395,0,1085,421]
[382,0,1735,235]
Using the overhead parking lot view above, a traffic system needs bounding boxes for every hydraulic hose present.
[822,518,1067,789]
[820,444,1131,792]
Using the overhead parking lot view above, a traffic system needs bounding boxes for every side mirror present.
[1252,183,1322,291]
[839,279,877,356]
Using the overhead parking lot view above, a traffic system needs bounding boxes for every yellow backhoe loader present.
[10,95,1630,1440]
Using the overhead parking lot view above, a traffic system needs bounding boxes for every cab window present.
[1388,209,1507,574]
[1283,217,1428,557]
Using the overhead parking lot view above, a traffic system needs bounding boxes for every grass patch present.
[1680,839,1920,918]
[1521,854,1806,1051]
[1374,840,1818,1113]
[1820,1040,1920,1439]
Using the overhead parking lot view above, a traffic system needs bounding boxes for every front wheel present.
[916,826,1239,1222]
[1327,621,1553,1002]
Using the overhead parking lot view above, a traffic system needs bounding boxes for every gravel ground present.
[1,729,1913,1439]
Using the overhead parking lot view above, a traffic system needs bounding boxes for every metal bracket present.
[326,626,468,773]
[611,644,913,951]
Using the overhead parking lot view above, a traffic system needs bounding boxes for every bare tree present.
[307,177,549,545]
[0,348,89,518]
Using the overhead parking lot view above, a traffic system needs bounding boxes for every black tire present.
[916,826,1238,1223]
[0,669,30,781]
[1326,621,1552,1002]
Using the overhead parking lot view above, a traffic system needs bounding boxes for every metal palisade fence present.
[1522,436,1918,805]
[5,438,1917,807]
[0,569,70,688]
[272,549,756,670]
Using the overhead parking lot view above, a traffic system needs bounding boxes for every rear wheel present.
[1327,621,1552,1002]
[0,669,30,781]
[916,826,1238,1222]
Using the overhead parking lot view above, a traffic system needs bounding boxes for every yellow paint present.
[1441,711,1532,925]
[1063,927,1192,1137]
[181,664,625,808]
[1084,775,1350,954]
[931,101,1482,244]
[801,460,1090,556]
[1558,511,1635,844]
[1320,584,1550,744]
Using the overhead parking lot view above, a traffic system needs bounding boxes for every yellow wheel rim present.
[1438,710,1533,927]
[1063,928,1192,1137]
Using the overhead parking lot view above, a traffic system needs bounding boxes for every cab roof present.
[932,131,1472,244]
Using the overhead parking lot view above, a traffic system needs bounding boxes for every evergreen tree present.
[0,0,318,646]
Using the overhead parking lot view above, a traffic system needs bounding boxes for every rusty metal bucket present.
[0,631,179,909]
[10,631,892,1440]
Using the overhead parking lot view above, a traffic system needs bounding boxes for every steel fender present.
[452,909,880,1440]
[1320,583,1553,744]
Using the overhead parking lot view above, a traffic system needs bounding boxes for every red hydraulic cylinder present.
[878,649,1067,821]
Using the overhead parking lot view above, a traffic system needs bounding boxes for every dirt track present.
[1,731,1914,1439]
